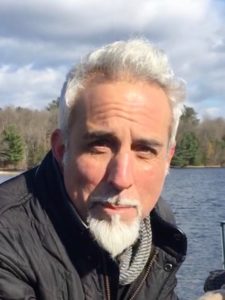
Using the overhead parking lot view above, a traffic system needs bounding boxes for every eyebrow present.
[83,131,119,144]
[134,138,164,148]
[83,131,163,148]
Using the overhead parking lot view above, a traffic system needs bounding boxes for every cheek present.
[137,162,167,216]
[72,156,107,188]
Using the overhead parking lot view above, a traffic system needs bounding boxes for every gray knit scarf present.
[67,197,152,285]
[117,216,152,285]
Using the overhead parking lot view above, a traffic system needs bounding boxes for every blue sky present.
[0,0,225,119]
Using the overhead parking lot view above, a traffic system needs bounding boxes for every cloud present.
[0,65,66,108]
[202,106,224,119]
[0,0,224,118]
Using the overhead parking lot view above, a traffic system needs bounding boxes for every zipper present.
[104,273,111,300]
[102,247,158,300]
[102,254,111,300]
[128,247,158,300]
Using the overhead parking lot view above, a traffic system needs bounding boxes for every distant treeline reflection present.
[0,102,225,169]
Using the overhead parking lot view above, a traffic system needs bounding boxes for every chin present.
[87,213,141,258]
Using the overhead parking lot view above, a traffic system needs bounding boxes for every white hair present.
[197,291,225,300]
[59,38,186,145]
[86,196,142,257]
[87,214,140,258]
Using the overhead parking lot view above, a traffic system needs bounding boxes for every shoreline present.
[171,165,224,169]
[0,170,23,175]
[0,166,224,174]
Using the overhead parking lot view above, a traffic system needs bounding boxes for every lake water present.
[1,168,225,299]
[162,168,225,299]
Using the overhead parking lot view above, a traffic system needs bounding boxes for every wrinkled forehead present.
[67,78,173,143]
[72,72,171,107]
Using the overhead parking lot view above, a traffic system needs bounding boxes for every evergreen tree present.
[46,98,59,111]
[1,125,24,166]
[180,106,199,125]
[172,132,200,167]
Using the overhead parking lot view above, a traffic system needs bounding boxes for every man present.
[198,271,225,299]
[198,291,225,300]
[0,39,187,299]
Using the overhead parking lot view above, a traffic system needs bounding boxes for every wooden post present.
[220,221,225,269]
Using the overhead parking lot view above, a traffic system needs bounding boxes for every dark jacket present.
[0,152,187,300]
[203,270,225,291]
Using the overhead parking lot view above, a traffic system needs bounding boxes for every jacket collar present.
[151,209,187,262]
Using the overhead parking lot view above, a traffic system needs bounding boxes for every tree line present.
[0,102,225,170]
[172,106,225,167]
[0,100,58,170]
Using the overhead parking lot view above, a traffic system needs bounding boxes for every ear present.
[165,144,176,175]
[168,144,176,163]
[51,129,65,169]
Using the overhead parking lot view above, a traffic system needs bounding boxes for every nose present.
[107,152,134,191]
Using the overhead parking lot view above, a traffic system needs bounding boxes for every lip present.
[103,202,135,210]
[90,202,138,218]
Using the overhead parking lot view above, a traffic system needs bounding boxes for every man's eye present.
[134,145,158,157]
[87,141,110,154]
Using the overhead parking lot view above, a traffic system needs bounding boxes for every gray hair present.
[59,38,186,146]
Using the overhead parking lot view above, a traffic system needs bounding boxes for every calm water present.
[0,174,18,183]
[162,168,225,299]
[1,168,225,299]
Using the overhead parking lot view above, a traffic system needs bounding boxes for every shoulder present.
[0,168,51,267]
[0,168,40,229]
[151,197,187,262]
[203,270,225,292]
[0,169,35,209]
[154,197,176,225]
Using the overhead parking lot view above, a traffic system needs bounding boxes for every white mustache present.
[90,196,138,206]
[89,196,142,215]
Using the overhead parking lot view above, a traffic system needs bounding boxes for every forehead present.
[71,80,172,140]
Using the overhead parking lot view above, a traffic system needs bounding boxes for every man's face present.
[54,80,174,224]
